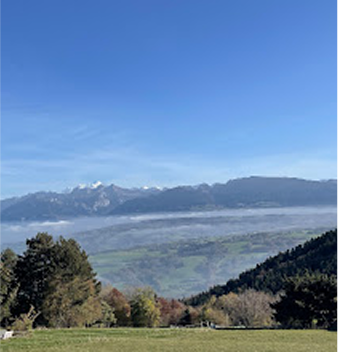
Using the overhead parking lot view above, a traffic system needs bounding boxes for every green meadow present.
[1,328,336,352]
[90,229,323,297]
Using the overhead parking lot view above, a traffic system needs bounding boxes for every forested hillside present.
[187,229,337,306]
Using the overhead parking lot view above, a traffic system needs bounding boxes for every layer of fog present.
[2,206,336,254]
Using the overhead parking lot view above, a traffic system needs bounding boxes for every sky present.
[1,0,337,198]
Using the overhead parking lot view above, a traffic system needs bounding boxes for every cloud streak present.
[2,116,336,197]
[1,142,336,199]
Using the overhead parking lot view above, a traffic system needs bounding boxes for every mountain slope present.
[0,197,22,212]
[112,177,337,214]
[0,184,160,221]
[111,186,215,214]
[186,229,337,306]
[211,177,337,207]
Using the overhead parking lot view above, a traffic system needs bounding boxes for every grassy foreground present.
[1,328,336,352]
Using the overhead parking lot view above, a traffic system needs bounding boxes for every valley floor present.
[1,328,336,352]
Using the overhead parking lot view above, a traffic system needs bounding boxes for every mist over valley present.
[2,204,336,297]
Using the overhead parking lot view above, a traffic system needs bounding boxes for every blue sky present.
[1,0,337,198]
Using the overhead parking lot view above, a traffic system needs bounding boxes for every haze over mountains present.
[1,177,337,222]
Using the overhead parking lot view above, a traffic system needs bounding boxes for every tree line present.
[0,233,197,329]
[1,231,336,330]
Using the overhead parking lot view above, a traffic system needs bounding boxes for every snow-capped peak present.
[73,181,103,191]
[141,185,163,191]
[90,181,103,189]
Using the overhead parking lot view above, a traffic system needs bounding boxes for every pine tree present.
[272,273,337,328]
[14,233,55,325]
[14,233,102,328]
[0,248,18,327]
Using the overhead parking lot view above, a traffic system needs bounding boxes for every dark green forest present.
[186,229,337,306]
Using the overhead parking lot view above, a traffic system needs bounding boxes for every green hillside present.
[90,229,325,298]
[187,229,337,306]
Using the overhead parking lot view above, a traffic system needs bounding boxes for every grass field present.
[1,328,336,352]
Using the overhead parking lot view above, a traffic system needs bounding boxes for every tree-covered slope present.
[187,229,337,306]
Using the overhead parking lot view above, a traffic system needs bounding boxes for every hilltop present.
[186,229,337,306]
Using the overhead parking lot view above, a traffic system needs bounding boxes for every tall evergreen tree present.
[14,233,102,327]
[272,273,337,328]
[0,248,18,327]
[42,237,101,327]
[14,233,55,325]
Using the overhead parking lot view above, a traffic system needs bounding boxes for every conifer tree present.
[272,273,337,328]
[14,233,55,325]
[14,233,102,327]
[0,248,18,326]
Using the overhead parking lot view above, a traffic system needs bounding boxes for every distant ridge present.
[1,177,336,222]
[112,177,337,214]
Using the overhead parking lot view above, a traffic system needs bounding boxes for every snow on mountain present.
[91,181,103,189]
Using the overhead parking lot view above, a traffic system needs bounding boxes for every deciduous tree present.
[100,286,131,326]
[130,287,160,327]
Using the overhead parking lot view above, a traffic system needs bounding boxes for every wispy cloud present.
[2,115,337,196]
[1,142,336,199]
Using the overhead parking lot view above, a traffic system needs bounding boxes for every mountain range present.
[1,177,337,222]
[0,183,161,221]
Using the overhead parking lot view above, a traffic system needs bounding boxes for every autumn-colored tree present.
[216,290,276,327]
[100,301,117,328]
[157,297,186,326]
[130,287,160,327]
[100,286,131,326]
[200,296,230,326]
[179,306,200,326]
